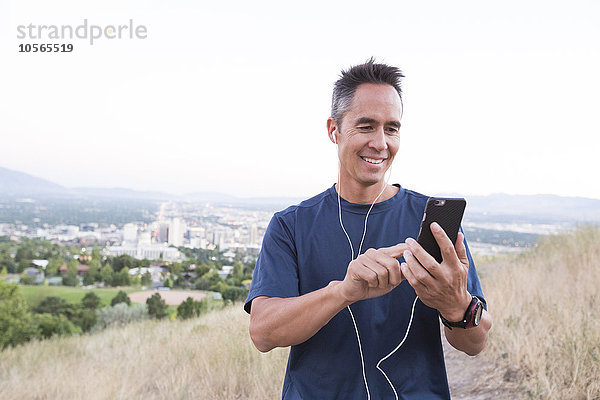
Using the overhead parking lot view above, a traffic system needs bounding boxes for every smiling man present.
[245,59,492,399]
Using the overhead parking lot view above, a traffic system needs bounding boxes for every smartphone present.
[416,197,466,263]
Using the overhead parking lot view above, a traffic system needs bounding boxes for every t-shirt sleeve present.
[461,227,488,310]
[244,213,300,314]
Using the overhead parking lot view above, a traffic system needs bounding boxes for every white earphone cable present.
[335,143,418,400]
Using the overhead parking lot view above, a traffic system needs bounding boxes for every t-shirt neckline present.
[326,183,405,215]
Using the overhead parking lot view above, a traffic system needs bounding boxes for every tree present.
[45,258,63,275]
[71,308,97,333]
[82,272,95,286]
[81,292,101,309]
[177,296,207,319]
[100,264,114,285]
[222,286,249,303]
[146,293,167,319]
[141,272,152,287]
[62,271,79,286]
[85,259,101,283]
[33,296,76,318]
[0,258,16,274]
[0,280,40,349]
[66,259,79,273]
[112,267,130,287]
[111,254,134,273]
[111,290,131,307]
[14,246,34,263]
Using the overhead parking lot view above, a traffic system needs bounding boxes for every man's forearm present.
[444,309,492,356]
[249,281,350,352]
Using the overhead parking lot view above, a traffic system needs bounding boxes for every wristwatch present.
[439,295,483,330]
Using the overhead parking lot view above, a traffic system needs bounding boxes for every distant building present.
[139,231,151,244]
[168,218,184,247]
[218,265,234,279]
[157,223,169,243]
[59,264,89,276]
[250,224,258,245]
[32,260,49,269]
[123,223,138,243]
[106,243,180,262]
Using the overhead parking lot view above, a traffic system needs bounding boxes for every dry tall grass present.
[0,306,288,400]
[484,226,600,399]
[2,227,598,399]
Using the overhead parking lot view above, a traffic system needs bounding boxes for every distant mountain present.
[0,166,66,196]
[458,193,600,222]
[1,166,599,221]
[70,187,172,200]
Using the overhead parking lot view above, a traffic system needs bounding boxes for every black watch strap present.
[439,295,483,330]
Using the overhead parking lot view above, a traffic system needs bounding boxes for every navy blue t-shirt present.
[245,184,486,400]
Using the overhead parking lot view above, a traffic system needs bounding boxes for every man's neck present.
[335,180,398,204]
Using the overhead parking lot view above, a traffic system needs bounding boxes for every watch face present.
[473,302,483,326]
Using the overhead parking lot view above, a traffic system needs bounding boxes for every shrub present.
[33,296,76,319]
[111,290,131,307]
[19,276,34,285]
[222,286,249,303]
[33,313,80,338]
[62,271,79,287]
[91,303,149,333]
[0,280,40,349]
[141,272,152,287]
[81,292,101,310]
[177,297,209,320]
[71,308,97,333]
[146,293,167,319]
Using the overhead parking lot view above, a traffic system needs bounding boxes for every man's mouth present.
[360,156,385,165]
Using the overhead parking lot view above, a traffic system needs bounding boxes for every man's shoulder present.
[275,186,333,219]
[400,186,430,204]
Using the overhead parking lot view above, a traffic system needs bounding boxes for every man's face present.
[330,83,402,191]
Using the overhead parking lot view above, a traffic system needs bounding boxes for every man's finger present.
[455,231,469,266]
[379,243,409,258]
[404,238,440,277]
[430,222,459,264]
[350,263,379,288]
[362,251,390,288]
[403,249,434,285]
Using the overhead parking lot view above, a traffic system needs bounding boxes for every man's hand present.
[400,222,471,321]
[337,243,409,304]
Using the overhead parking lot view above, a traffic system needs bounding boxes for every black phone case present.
[416,198,466,263]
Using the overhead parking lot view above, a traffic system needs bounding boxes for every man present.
[244,59,492,399]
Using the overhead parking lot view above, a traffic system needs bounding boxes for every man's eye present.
[358,126,372,131]
[386,127,399,134]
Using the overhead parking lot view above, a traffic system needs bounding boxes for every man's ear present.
[327,118,338,144]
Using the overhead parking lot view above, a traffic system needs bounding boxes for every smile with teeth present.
[361,156,385,165]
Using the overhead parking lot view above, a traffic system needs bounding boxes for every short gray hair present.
[331,58,404,127]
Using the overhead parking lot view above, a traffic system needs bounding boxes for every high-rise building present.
[250,224,258,245]
[158,223,169,243]
[168,218,185,247]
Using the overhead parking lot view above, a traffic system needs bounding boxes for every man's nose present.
[370,128,388,151]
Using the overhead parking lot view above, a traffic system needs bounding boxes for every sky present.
[1,0,599,199]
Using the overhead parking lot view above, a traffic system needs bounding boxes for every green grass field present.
[20,285,138,308]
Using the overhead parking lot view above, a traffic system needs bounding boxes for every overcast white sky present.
[1,0,599,199]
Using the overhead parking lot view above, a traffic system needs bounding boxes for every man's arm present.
[401,222,492,356]
[444,309,492,356]
[249,243,408,352]
[249,282,349,352]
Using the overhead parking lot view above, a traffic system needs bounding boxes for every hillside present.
[0,166,66,196]
[1,227,598,399]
